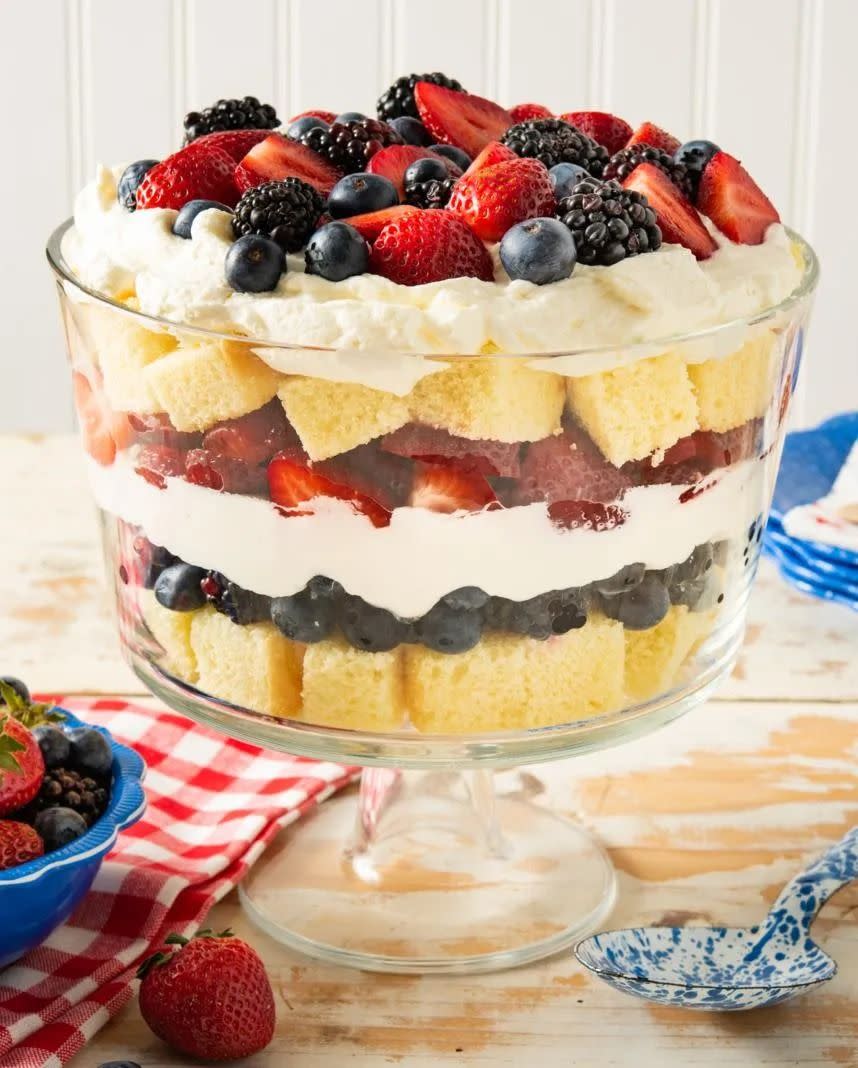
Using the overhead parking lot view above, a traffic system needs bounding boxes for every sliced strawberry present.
[448,157,555,243]
[697,151,780,245]
[463,141,517,178]
[634,422,761,486]
[189,129,271,163]
[559,111,632,155]
[370,209,494,286]
[415,82,513,159]
[267,453,391,527]
[235,133,343,196]
[410,462,497,513]
[366,144,462,200]
[73,372,131,466]
[623,164,717,260]
[382,423,521,477]
[510,103,553,123]
[316,443,413,510]
[548,500,628,531]
[135,444,184,489]
[136,141,239,210]
[342,205,419,242]
[289,109,338,124]
[185,448,268,495]
[0,821,44,870]
[626,122,681,155]
[128,412,201,451]
[203,399,298,467]
[517,425,631,505]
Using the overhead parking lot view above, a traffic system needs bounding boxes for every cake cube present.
[95,319,176,413]
[278,377,409,461]
[139,591,199,683]
[301,637,405,731]
[408,357,565,443]
[145,340,281,432]
[190,608,303,718]
[567,353,698,465]
[406,616,624,733]
[688,331,776,432]
[624,605,715,701]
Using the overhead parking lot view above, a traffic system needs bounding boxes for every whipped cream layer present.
[62,165,803,368]
[89,455,771,616]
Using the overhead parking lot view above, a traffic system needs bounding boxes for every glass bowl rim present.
[46,218,819,360]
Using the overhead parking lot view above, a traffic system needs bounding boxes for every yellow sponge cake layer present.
[88,312,175,413]
[301,637,405,731]
[689,332,776,433]
[140,591,199,683]
[624,605,716,702]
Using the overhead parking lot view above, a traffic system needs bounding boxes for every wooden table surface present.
[2,435,857,1067]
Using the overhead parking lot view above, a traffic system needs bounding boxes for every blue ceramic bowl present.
[0,709,146,970]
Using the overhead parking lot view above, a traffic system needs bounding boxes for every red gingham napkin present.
[0,698,356,1068]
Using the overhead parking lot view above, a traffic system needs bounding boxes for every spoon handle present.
[767,826,858,935]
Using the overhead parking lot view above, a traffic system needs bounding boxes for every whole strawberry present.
[447,157,555,243]
[0,681,50,818]
[138,929,275,1062]
[0,820,44,870]
[136,141,239,211]
[370,209,493,285]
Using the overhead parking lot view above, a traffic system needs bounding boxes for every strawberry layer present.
[87,451,771,617]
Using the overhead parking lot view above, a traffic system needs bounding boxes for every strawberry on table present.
[510,103,553,123]
[138,929,275,1062]
[448,157,555,243]
[697,151,780,245]
[0,821,44,870]
[415,82,513,159]
[72,371,132,467]
[622,163,717,260]
[410,461,498,514]
[626,121,681,155]
[370,209,494,285]
[235,133,343,196]
[366,144,462,200]
[268,452,392,527]
[136,140,239,210]
[559,111,633,155]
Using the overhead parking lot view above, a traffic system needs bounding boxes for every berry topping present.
[231,178,324,251]
[626,122,681,155]
[328,173,399,218]
[335,111,369,123]
[558,111,633,155]
[463,140,518,176]
[30,766,109,826]
[409,461,497,513]
[298,117,404,174]
[381,424,522,478]
[510,103,554,123]
[674,139,720,201]
[235,133,343,196]
[173,198,233,239]
[377,72,465,122]
[448,157,555,243]
[415,82,513,159]
[271,578,341,643]
[289,109,338,125]
[500,216,577,285]
[340,204,419,242]
[183,96,279,144]
[267,453,391,527]
[517,425,631,504]
[502,118,608,175]
[370,208,494,285]
[34,807,88,851]
[224,234,284,292]
[189,128,272,162]
[413,601,482,654]
[604,142,694,198]
[0,821,44,870]
[622,163,717,260]
[154,563,208,612]
[338,596,410,653]
[287,114,330,140]
[557,176,662,265]
[600,573,670,629]
[136,141,239,210]
[305,221,370,281]
[404,174,455,210]
[430,143,473,171]
[548,161,589,201]
[117,160,159,211]
[697,150,779,245]
[367,144,461,200]
[72,372,132,467]
[388,116,432,146]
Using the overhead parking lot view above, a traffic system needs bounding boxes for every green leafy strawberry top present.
[0,681,64,774]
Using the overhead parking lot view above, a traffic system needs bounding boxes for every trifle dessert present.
[51,77,815,739]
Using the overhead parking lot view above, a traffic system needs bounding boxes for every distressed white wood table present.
[2,436,857,1067]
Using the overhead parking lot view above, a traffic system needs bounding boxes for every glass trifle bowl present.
[47,217,817,974]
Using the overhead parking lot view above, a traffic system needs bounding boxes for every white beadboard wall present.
[2,0,854,432]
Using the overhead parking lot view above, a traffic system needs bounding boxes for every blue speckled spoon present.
[575,827,858,1011]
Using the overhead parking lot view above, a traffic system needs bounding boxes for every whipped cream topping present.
[88,455,772,616]
[62,165,803,369]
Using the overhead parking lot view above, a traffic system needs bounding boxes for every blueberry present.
[404,157,448,186]
[287,115,330,139]
[305,222,369,281]
[142,543,178,589]
[271,577,341,643]
[601,575,670,631]
[594,563,646,597]
[500,217,577,285]
[430,144,472,171]
[673,543,714,585]
[338,596,408,652]
[674,140,720,197]
[327,173,399,218]
[486,588,587,639]
[117,159,159,211]
[154,563,207,612]
[0,676,30,704]
[548,162,589,201]
[68,727,114,778]
[440,587,490,612]
[414,602,482,654]
[173,198,232,239]
[33,725,72,769]
[389,116,431,146]
[225,234,284,293]
[35,807,89,852]
[335,111,368,123]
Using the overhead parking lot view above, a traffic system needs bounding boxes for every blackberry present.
[183,96,279,144]
[299,118,403,174]
[557,176,662,266]
[232,179,325,252]
[404,176,456,210]
[377,72,464,122]
[603,143,694,199]
[30,767,109,827]
[203,572,271,625]
[502,118,608,176]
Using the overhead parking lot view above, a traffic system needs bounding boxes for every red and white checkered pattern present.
[0,698,355,1068]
